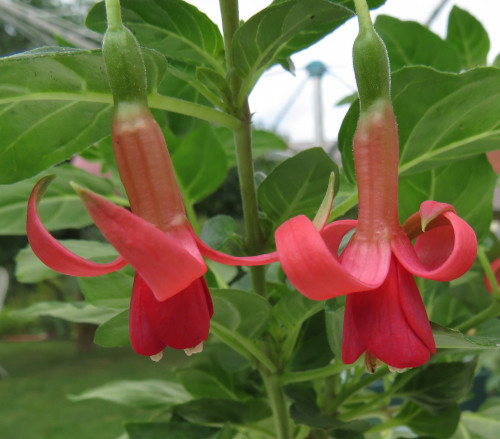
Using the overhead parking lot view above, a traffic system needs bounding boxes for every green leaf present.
[258,147,339,227]
[0,47,166,184]
[9,301,117,325]
[459,405,500,439]
[78,266,133,310]
[69,379,191,408]
[397,402,461,438]
[211,288,272,339]
[432,322,500,350]
[446,6,490,69]
[200,215,237,250]
[176,369,238,400]
[395,360,477,414]
[232,0,353,97]
[126,422,221,439]
[15,239,119,283]
[86,0,224,72]
[174,398,271,425]
[0,164,115,235]
[215,127,288,169]
[339,67,500,179]
[398,154,496,240]
[172,123,227,203]
[375,15,461,72]
[273,290,324,331]
[94,309,130,348]
[325,304,344,359]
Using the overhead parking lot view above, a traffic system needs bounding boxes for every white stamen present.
[184,342,204,356]
[150,351,163,362]
[388,365,406,373]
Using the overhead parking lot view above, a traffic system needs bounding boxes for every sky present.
[186,0,500,146]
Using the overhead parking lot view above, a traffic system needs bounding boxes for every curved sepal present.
[129,274,213,356]
[73,184,207,302]
[27,176,127,276]
[275,215,385,300]
[393,204,477,281]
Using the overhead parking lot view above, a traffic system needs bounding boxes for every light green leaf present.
[339,67,500,179]
[126,422,221,439]
[10,301,117,324]
[258,147,339,227]
[446,6,490,69]
[272,291,324,331]
[375,15,461,72]
[172,123,227,203]
[460,411,500,439]
[200,215,237,250]
[211,288,272,339]
[398,154,496,240]
[94,310,130,348]
[15,239,119,283]
[232,0,353,98]
[0,47,165,183]
[0,164,115,235]
[176,369,238,400]
[86,0,225,73]
[78,266,133,310]
[69,379,192,408]
[432,322,500,350]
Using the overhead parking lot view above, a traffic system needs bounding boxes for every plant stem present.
[219,0,266,295]
[281,361,352,384]
[456,299,500,333]
[477,245,500,299]
[261,369,292,439]
[104,0,122,29]
[353,0,373,31]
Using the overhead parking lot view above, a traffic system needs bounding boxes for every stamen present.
[150,351,163,362]
[184,342,204,356]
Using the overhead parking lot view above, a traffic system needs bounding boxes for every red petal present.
[275,216,386,301]
[342,297,367,364]
[402,201,456,240]
[344,257,433,369]
[75,186,207,301]
[193,233,279,266]
[27,176,127,276]
[129,274,213,356]
[393,210,477,281]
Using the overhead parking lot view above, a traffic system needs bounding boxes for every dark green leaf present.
[69,379,191,408]
[78,266,133,310]
[325,304,344,359]
[9,301,117,324]
[375,15,461,72]
[0,47,165,183]
[174,398,271,425]
[272,290,324,330]
[232,0,353,96]
[15,240,119,283]
[446,6,489,69]
[397,402,460,438]
[126,422,219,439]
[398,155,496,240]
[258,147,339,227]
[211,288,272,339]
[395,360,477,414]
[86,0,225,71]
[176,369,238,400]
[172,123,227,203]
[0,164,115,235]
[339,67,500,179]
[94,310,130,347]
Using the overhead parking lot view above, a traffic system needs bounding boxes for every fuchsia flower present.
[28,105,278,358]
[275,101,477,369]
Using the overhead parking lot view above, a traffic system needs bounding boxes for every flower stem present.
[478,245,500,299]
[260,369,292,439]
[219,0,266,295]
[353,0,373,31]
[456,299,500,333]
[104,0,122,29]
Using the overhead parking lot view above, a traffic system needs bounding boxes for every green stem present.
[281,361,351,385]
[329,190,358,221]
[353,0,373,31]
[210,321,277,373]
[219,0,266,295]
[261,370,292,439]
[456,299,500,333]
[478,245,500,299]
[104,0,122,29]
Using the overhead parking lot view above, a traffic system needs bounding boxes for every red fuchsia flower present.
[274,100,477,370]
[27,105,278,359]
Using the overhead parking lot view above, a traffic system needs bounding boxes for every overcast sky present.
[187,1,500,145]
